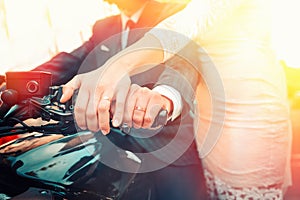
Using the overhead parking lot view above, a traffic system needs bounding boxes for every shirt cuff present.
[152,85,183,121]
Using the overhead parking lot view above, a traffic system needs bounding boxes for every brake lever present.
[29,86,74,122]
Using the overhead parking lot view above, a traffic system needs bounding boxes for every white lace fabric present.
[204,169,283,200]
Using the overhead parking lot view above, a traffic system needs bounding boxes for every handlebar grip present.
[151,109,168,128]
[0,89,18,119]
[120,109,168,134]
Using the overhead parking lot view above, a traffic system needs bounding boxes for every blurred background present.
[0,0,299,199]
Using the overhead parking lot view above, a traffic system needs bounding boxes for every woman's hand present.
[60,67,131,135]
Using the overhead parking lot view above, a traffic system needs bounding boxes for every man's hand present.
[118,84,172,129]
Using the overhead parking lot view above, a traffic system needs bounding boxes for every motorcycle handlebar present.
[0,85,168,137]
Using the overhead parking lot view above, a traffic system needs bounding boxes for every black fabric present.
[120,163,208,200]
[32,2,187,86]
[149,164,208,200]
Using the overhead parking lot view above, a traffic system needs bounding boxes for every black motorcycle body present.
[0,79,152,199]
[0,130,142,200]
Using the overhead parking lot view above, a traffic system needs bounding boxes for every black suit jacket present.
[32,1,201,166]
[33,1,186,85]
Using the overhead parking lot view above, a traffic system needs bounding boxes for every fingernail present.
[102,129,109,135]
[60,94,65,102]
[112,119,119,127]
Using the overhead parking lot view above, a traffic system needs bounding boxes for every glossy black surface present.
[0,130,142,199]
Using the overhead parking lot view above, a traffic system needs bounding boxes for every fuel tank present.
[0,130,143,199]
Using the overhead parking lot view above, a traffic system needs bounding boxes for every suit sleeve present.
[154,41,200,110]
[31,38,95,86]
[30,16,118,86]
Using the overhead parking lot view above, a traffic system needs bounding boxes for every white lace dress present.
[149,0,292,199]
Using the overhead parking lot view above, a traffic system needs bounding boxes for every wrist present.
[152,85,182,121]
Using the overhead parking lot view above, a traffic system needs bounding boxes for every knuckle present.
[138,87,149,95]
[143,116,152,125]
[152,92,162,99]
[142,87,151,93]
[98,103,109,112]
[86,112,96,120]
[132,115,143,125]
[74,106,85,113]
[131,84,139,90]
[96,84,105,91]
[75,119,86,129]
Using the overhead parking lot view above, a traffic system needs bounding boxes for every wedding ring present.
[135,106,146,112]
[102,96,110,101]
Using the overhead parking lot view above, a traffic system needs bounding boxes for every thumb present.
[60,75,81,103]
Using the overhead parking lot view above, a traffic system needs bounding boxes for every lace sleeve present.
[148,0,245,61]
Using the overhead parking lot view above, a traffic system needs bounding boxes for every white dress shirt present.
[120,6,144,49]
